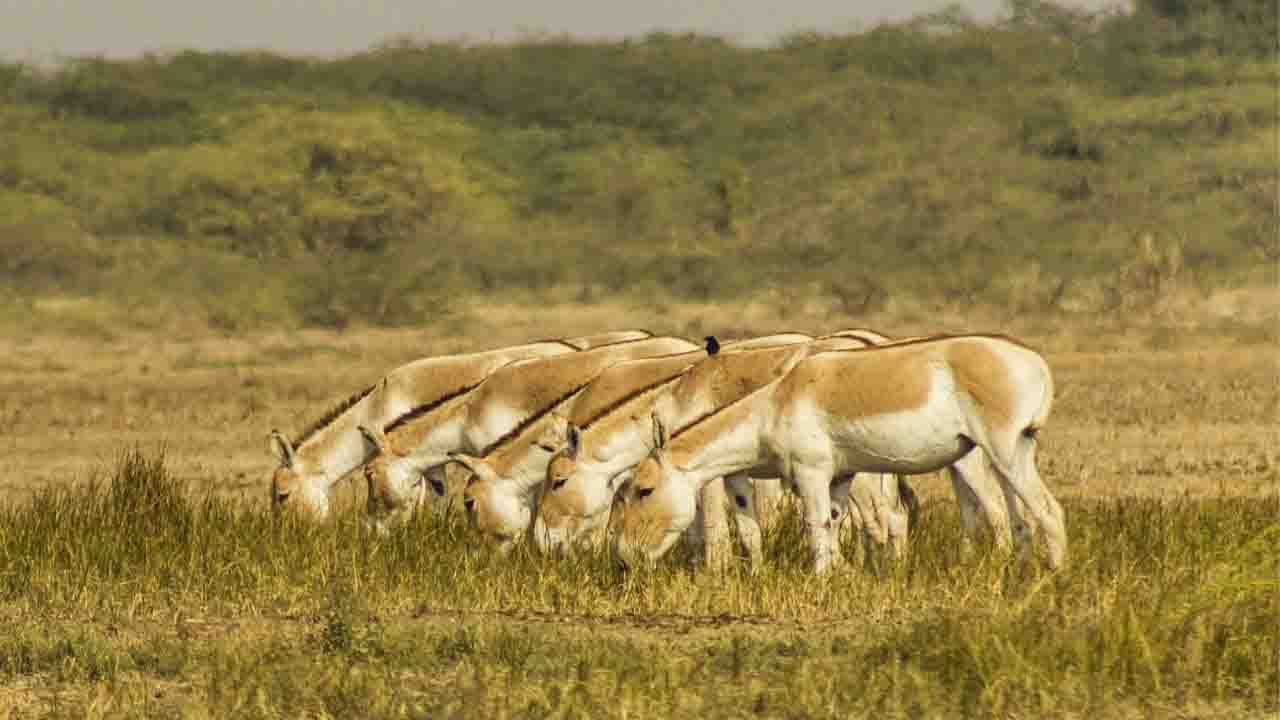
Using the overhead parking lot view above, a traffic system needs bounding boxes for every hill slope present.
[0,1,1274,333]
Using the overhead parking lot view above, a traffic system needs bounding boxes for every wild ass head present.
[534,422,637,551]
[608,415,701,568]
[452,401,574,549]
[267,429,333,518]
[535,333,818,553]
[268,383,377,519]
[356,420,467,534]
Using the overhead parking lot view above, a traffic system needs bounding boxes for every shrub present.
[32,58,193,122]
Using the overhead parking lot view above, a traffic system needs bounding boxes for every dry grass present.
[0,300,1276,718]
[1,294,1274,506]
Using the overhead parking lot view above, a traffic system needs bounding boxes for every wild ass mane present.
[383,382,485,435]
[533,338,585,351]
[577,374,685,432]
[666,383,766,442]
[291,384,376,448]
[477,380,594,456]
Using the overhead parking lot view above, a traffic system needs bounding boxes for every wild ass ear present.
[607,468,635,491]
[564,424,581,458]
[704,335,720,355]
[357,425,388,455]
[446,452,484,476]
[269,430,296,468]
[650,413,668,451]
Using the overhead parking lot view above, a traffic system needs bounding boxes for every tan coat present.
[534,332,880,553]
[611,334,1065,573]
[359,336,699,534]
[268,331,651,519]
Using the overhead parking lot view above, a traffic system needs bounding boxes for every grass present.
[0,448,1275,718]
[0,317,1274,717]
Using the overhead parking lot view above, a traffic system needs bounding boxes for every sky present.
[1,0,1122,62]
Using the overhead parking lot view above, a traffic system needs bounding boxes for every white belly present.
[829,402,970,474]
[806,372,973,475]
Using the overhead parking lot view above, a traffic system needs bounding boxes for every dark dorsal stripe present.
[478,379,594,457]
[534,338,584,351]
[574,337,807,434]
[579,373,686,432]
[384,381,484,435]
[668,387,762,442]
[821,332,1035,355]
[292,384,377,448]
[668,333,1034,442]
[533,334,659,351]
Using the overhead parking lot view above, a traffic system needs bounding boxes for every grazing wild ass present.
[533,332,919,566]
[610,334,1065,573]
[356,336,698,537]
[267,330,652,518]
[443,333,819,553]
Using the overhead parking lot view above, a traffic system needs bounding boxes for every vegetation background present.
[0,0,1276,717]
[0,0,1274,335]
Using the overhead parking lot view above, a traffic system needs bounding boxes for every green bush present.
[1136,0,1278,55]
[0,3,1271,331]
[31,57,194,122]
[0,62,23,96]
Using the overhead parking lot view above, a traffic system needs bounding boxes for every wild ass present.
[610,334,1066,573]
[355,335,699,537]
[267,330,652,518]
[442,333,818,555]
[532,332,915,566]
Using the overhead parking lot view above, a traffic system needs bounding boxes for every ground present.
[0,300,1276,718]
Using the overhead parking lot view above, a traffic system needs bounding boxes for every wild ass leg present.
[838,483,867,568]
[725,473,765,569]
[845,473,908,567]
[947,450,1013,555]
[751,477,785,535]
[1014,436,1066,568]
[983,434,1067,569]
[884,475,911,560]
[699,476,733,572]
[827,477,852,569]
[792,464,837,574]
[682,492,706,555]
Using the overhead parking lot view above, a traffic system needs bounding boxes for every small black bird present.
[704,335,720,355]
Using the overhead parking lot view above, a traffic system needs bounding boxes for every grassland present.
[0,1,1277,716]
[0,311,1276,718]
[0,459,1275,719]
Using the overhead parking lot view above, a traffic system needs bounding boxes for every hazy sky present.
[1,0,1120,61]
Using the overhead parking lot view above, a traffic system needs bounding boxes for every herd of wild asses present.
[269,328,1064,572]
